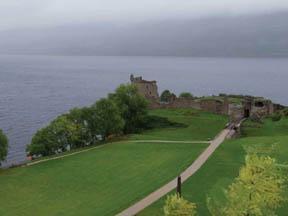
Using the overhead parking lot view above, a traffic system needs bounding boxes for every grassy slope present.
[131,109,227,141]
[141,117,288,216]
[0,109,227,216]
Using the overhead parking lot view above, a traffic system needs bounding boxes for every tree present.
[0,129,8,164]
[66,107,97,146]
[27,116,80,156]
[27,126,57,157]
[92,98,124,140]
[160,90,176,102]
[164,194,197,216]
[179,92,194,99]
[208,154,287,216]
[50,115,82,150]
[109,84,148,133]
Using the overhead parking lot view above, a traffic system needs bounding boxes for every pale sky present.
[1,0,288,30]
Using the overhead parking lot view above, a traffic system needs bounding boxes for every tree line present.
[27,84,148,158]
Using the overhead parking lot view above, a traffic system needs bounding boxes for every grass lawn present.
[140,117,288,216]
[131,109,228,141]
[0,109,227,216]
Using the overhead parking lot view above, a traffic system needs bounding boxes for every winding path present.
[117,128,232,216]
[128,140,210,144]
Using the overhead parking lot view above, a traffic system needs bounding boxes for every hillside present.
[0,109,227,215]
[140,116,288,215]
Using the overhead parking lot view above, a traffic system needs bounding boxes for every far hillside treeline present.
[27,84,150,158]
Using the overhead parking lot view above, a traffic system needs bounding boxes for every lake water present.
[0,55,288,166]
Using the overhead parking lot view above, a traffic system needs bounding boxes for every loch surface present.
[0,55,288,166]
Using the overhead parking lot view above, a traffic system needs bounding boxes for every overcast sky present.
[1,0,288,30]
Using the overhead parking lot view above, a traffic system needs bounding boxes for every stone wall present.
[148,98,201,110]
[135,81,159,99]
[199,99,227,114]
[148,97,231,116]
[228,104,244,122]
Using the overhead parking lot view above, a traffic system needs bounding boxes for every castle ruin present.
[131,75,283,121]
[130,74,159,99]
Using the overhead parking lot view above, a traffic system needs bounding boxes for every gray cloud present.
[1,0,288,30]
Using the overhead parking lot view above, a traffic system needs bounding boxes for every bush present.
[179,92,194,99]
[164,194,197,216]
[282,108,288,117]
[208,154,287,216]
[0,129,8,164]
[160,90,176,102]
[271,113,282,122]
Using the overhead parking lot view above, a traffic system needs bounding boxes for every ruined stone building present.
[228,97,275,122]
[130,75,283,121]
[130,74,159,99]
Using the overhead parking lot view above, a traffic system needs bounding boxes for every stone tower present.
[130,74,159,99]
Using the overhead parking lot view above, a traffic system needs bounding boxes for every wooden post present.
[177,176,182,197]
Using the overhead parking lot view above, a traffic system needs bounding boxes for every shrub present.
[0,129,8,164]
[271,113,282,122]
[164,194,197,216]
[160,90,176,102]
[179,92,194,99]
[282,108,288,117]
[207,154,287,216]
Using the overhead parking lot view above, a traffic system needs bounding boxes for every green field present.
[0,109,227,216]
[131,109,227,141]
[140,116,288,215]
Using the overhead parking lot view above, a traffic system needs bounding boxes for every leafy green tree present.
[66,107,97,146]
[27,116,80,156]
[208,154,287,216]
[164,194,197,216]
[0,129,8,164]
[179,92,194,99]
[109,84,148,133]
[50,115,82,150]
[92,98,124,140]
[160,90,176,102]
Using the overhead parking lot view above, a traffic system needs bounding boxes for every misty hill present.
[1,12,288,57]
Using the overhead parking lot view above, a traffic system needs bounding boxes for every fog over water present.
[0,55,288,166]
[1,0,288,30]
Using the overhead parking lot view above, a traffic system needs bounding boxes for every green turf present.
[241,117,288,137]
[0,108,227,216]
[131,109,228,141]
[140,117,288,216]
